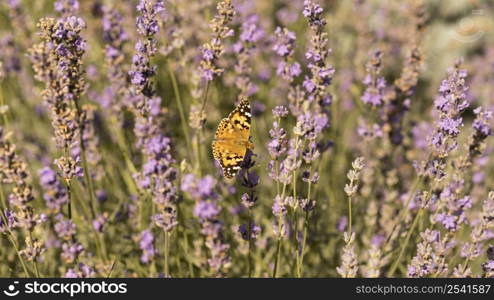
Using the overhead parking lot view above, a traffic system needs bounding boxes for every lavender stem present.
[0,193,30,277]
[167,63,192,155]
[273,183,287,278]
[388,207,424,276]
[299,165,313,277]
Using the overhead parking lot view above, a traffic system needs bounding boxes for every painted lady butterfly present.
[212,98,253,178]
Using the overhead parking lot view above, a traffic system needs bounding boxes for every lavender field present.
[0,0,493,278]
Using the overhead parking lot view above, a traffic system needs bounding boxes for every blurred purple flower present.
[139,229,156,264]
[54,0,79,16]
[194,201,221,220]
[361,50,386,107]
[238,223,261,240]
[38,166,68,211]
[337,216,348,232]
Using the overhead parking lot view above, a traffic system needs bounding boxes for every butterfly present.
[212,98,253,179]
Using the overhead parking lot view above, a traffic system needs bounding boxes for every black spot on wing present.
[228,98,251,125]
[224,165,241,178]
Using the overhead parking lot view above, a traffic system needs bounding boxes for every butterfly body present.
[212,98,252,178]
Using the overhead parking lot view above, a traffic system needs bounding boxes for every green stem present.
[72,98,97,219]
[6,234,31,277]
[299,166,313,278]
[192,135,202,177]
[66,180,72,220]
[348,195,352,237]
[247,209,252,278]
[299,210,310,278]
[107,259,117,278]
[200,81,211,113]
[176,193,194,277]
[0,87,9,125]
[62,146,73,220]
[80,149,96,219]
[388,208,424,277]
[167,63,192,155]
[383,175,423,249]
[107,116,140,201]
[0,190,31,277]
[292,138,301,277]
[138,192,147,231]
[194,81,211,176]
[99,232,108,261]
[272,184,286,278]
[292,171,299,277]
[71,182,107,262]
[164,231,170,277]
[275,160,280,196]
[460,257,470,275]
[29,231,40,278]
[0,185,7,211]
[273,236,282,278]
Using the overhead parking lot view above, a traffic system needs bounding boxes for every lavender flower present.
[198,0,235,81]
[433,182,472,232]
[54,217,77,240]
[336,232,358,278]
[72,105,103,180]
[267,106,289,176]
[64,263,95,278]
[407,229,453,277]
[344,157,365,198]
[464,107,493,163]
[139,229,156,264]
[337,216,348,233]
[430,61,469,155]
[362,243,385,277]
[385,44,424,146]
[273,27,301,82]
[5,0,29,46]
[181,174,217,200]
[337,158,364,278]
[460,192,494,265]
[137,135,178,232]
[2,0,494,280]
[30,16,87,183]
[0,128,45,261]
[101,6,129,121]
[0,210,16,233]
[92,213,109,232]
[194,200,221,220]
[417,61,470,181]
[233,14,264,97]
[54,0,80,16]
[395,46,423,96]
[182,174,231,276]
[238,223,261,240]
[128,0,163,101]
[128,0,178,233]
[39,167,68,212]
[302,0,334,110]
[482,245,494,278]
[272,195,288,219]
[361,50,386,107]
[54,214,84,263]
[0,35,21,75]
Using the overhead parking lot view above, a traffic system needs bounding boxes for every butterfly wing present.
[212,98,252,178]
[227,98,251,140]
[212,118,235,160]
[212,139,247,178]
